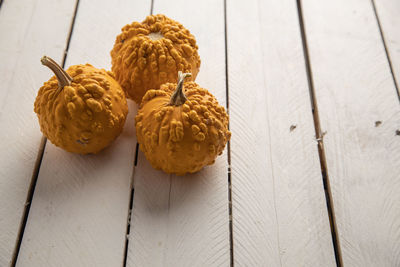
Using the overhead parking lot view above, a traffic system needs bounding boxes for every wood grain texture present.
[302,0,400,265]
[127,0,230,266]
[373,0,400,95]
[16,0,150,266]
[0,0,76,265]
[227,0,336,265]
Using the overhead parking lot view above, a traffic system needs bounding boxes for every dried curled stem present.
[169,71,192,106]
[41,56,73,90]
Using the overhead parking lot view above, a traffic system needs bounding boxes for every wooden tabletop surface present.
[1,0,399,266]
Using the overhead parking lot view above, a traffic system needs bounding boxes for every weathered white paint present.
[227,0,336,265]
[0,0,76,265]
[302,0,400,265]
[16,0,150,266]
[373,0,400,94]
[3,0,398,265]
[127,0,230,266]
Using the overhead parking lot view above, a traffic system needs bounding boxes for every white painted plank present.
[16,0,150,266]
[302,0,400,266]
[373,0,400,94]
[0,0,76,265]
[127,0,230,266]
[227,0,336,265]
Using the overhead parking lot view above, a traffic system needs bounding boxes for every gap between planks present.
[122,1,153,266]
[10,136,46,267]
[370,0,400,102]
[223,0,234,266]
[123,143,138,267]
[10,0,81,265]
[296,0,343,266]
[126,1,230,265]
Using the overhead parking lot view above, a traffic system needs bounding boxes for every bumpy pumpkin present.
[34,56,128,154]
[111,14,201,104]
[135,72,231,175]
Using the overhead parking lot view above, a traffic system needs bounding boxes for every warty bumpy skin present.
[110,14,201,104]
[34,63,128,154]
[135,81,231,176]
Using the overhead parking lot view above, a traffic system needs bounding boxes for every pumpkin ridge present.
[35,56,128,154]
[135,73,231,175]
[111,14,200,104]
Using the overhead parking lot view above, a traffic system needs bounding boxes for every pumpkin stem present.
[41,56,73,90]
[169,71,192,106]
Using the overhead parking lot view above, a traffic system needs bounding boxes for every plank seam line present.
[9,136,46,267]
[122,141,138,267]
[9,0,81,266]
[123,2,154,266]
[122,143,138,267]
[224,0,234,266]
[296,1,343,266]
[150,0,154,17]
[134,142,139,167]
[162,175,173,264]
[370,0,400,102]
[122,185,135,267]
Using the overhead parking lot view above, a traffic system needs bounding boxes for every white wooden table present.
[1,0,399,266]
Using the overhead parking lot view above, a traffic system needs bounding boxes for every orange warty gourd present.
[135,72,231,175]
[111,14,201,104]
[34,56,128,154]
